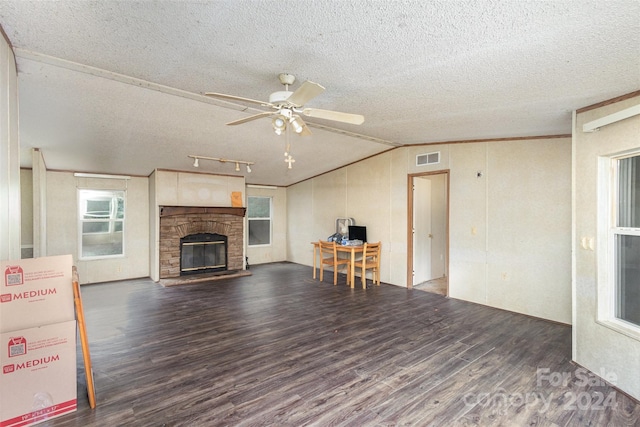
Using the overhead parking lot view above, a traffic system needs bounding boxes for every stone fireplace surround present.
[159,206,245,279]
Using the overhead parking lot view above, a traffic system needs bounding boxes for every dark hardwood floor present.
[43,262,639,426]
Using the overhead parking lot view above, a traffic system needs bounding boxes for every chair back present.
[318,240,337,258]
[362,242,381,261]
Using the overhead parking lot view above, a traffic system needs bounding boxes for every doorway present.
[407,171,449,295]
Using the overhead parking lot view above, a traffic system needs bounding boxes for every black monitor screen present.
[348,225,367,242]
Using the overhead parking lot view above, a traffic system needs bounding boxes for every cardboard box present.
[0,255,74,333]
[0,321,77,427]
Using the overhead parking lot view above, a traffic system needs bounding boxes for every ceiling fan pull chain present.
[284,126,292,158]
[284,127,294,168]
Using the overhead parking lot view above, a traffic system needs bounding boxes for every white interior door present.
[430,174,447,279]
[413,177,432,286]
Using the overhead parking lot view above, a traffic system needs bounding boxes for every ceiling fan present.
[205,73,364,136]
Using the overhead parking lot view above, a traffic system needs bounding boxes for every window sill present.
[79,254,126,261]
[596,318,640,342]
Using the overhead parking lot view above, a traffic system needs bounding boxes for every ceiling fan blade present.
[301,108,365,125]
[286,81,325,107]
[205,92,274,108]
[226,111,274,126]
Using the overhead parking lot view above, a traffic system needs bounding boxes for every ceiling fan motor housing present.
[278,73,296,85]
[269,91,294,105]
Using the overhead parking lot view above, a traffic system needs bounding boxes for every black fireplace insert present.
[180,233,227,275]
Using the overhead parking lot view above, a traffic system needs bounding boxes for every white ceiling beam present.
[582,103,640,132]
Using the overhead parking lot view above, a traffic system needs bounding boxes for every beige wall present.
[154,170,245,207]
[486,139,571,322]
[449,139,572,323]
[287,138,572,324]
[46,171,150,284]
[32,149,47,257]
[0,35,20,261]
[574,95,640,401]
[20,169,33,257]
[246,186,287,265]
[287,158,399,284]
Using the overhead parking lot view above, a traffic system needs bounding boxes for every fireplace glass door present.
[180,233,227,275]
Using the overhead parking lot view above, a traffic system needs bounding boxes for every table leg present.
[350,248,356,288]
[313,245,317,279]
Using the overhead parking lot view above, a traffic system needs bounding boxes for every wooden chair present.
[318,240,350,286]
[354,242,381,289]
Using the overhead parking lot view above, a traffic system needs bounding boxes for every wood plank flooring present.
[43,262,639,426]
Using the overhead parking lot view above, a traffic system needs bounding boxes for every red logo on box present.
[0,293,10,303]
[4,265,24,286]
[2,364,15,374]
[8,336,27,357]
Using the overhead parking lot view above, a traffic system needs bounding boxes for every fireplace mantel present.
[160,206,246,217]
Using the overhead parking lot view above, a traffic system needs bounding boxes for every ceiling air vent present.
[416,151,440,166]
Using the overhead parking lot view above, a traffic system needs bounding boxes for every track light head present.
[193,158,199,167]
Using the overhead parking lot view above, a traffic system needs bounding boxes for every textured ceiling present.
[0,0,638,186]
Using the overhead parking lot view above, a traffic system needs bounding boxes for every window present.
[78,189,125,259]
[598,153,640,339]
[247,196,271,246]
[612,156,640,327]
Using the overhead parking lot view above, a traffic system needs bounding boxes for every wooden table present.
[312,242,365,288]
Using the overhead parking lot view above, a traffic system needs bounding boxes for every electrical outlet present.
[580,237,595,251]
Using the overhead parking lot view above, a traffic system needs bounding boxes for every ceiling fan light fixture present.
[272,116,287,134]
[290,117,303,134]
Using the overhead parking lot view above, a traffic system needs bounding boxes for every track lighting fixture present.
[187,155,254,173]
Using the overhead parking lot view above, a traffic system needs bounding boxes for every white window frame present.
[78,189,126,260]
[597,152,640,341]
[247,196,272,247]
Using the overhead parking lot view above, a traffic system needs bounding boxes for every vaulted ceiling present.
[0,1,638,186]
